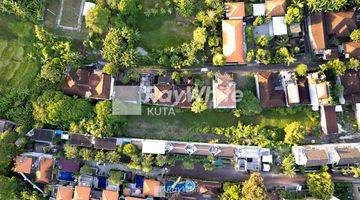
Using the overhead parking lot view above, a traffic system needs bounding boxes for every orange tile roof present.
[222,20,246,64]
[308,13,328,51]
[74,186,91,200]
[326,11,357,37]
[36,158,55,184]
[14,156,33,174]
[56,187,74,200]
[214,73,236,108]
[225,2,245,18]
[153,84,173,105]
[125,197,145,200]
[265,0,286,16]
[102,190,119,200]
[143,179,161,197]
[344,42,360,58]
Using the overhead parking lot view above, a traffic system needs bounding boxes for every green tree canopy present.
[101,27,139,68]
[32,90,94,127]
[350,29,360,42]
[0,131,18,174]
[237,90,262,116]
[221,182,240,200]
[320,59,346,76]
[284,121,306,145]
[241,172,269,200]
[307,0,347,12]
[281,154,296,177]
[212,53,226,66]
[193,27,207,46]
[85,6,110,34]
[307,171,334,200]
[285,6,303,25]
[256,49,272,65]
[295,64,308,77]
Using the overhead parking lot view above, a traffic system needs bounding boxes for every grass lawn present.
[125,106,237,142]
[135,0,195,50]
[59,0,83,28]
[0,14,40,89]
[241,107,320,130]
[44,0,88,39]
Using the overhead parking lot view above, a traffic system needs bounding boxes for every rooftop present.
[70,134,93,147]
[222,19,246,64]
[14,155,33,174]
[225,2,245,19]
[265,0,286,16]
[344,41,360,59]
[36,157,55,184]
[56,186,74,200]
[213,73,236,109]
[93,137,117,151]
[326,10,357,37]
[340,69,360,104]
[256,71,286,108]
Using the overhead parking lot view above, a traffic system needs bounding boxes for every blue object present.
[165,180,197,193]
[55,130,64,136]
[59,172,74,181]
[135,175,144,188]
[98,176,107,189]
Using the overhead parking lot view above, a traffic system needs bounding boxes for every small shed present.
[142,140,167,154]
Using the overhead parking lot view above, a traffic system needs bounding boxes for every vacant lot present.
[44,0,88,39]
[59,0,83,28]
[0,14,40,89]
[136,0,195,50]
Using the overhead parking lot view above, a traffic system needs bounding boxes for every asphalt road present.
[168,162,360,187]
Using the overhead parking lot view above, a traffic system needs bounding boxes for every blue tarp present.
[55,130,64,136]
[58,172,74,181]
[135,175,144,188]
[98,176,107,189]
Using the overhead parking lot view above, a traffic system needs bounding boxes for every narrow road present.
[168,162,360,187]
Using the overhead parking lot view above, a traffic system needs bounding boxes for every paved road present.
[137,59,323,75]
[168,162,360,187]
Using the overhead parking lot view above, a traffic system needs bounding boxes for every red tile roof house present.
[255,71,286,108]
[344,41,360,59]
[307,72,330,111]
[308,10,357,60]
[320,105,340,134]
[212,73,236,109]
[62,69,115,100]
[222,2,246,64]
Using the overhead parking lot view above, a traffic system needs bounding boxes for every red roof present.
[326,11,357,37]
[36,158,55,184]
[62,69,112,100]
[323,105,339,134]
[257,71,286,108]
[344,42,360,58]
[222,20,246,64]
[265,0,286,16]
[308,13,328,51]
[225,2,245,18]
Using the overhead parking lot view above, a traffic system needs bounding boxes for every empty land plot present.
[58,0,84,29]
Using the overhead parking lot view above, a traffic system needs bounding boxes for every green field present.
[0,14,40,89]
[136,0,195,50]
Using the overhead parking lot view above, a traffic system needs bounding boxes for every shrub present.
[350,29,360,42]
[212,53,226,66]
[123,143,139,156]
[295,64,308,77]
[253,16,264,26]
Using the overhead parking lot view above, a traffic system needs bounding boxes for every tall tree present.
[85,6,110,34]
[221,182,240,200]
[307,171,334,200]
[284,122,306,145]
[281,154,296,177]
[241,172,269,200]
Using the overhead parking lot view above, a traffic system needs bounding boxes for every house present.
[335,147,360,165]
[143,179,164,198]
[265,0,286,16]
[222,20,246,64]
[174,86,192,108]
[0,120,16,134]
[36,157,55,184]
[102,190,119,200]
[169,181,222,200]
[320,105,339,134]
[269,16,288,36]
[212,73,236,109]
[27,129,55,144]
[253,3,265,16]
[74,186,91,200]
[93,137,117,151]
[14,155,33,174]
[340,70,360,104]
[293,143,360,167]
[59,158,80,173]
[255,71,286,108]
[307,72,329,110]
[297,77,311,105]
[344,41,360,58]
[308,13,328,55]
[225,2,245,19]
[326,10,357,37]
[70,134,93,148]
[62,69,114,100]
[152,84,174,105]
[281,71,300,106]
[56,186,74,200]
